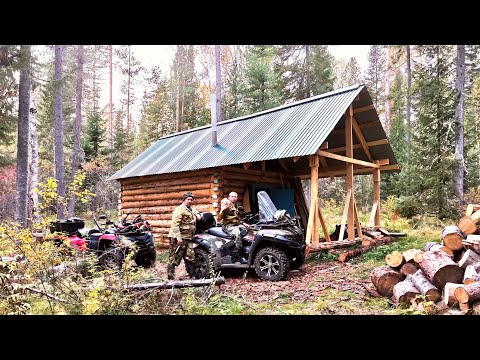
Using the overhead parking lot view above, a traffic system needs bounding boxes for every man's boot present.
[233,248,247,264]
[167,264,175,280]
[184,260,197,279]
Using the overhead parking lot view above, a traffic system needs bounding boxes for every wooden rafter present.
[331,120,380,135]
[352,115,373,162]
[345,105,355,241]
[316,150,380,168]
[353,104,374,114]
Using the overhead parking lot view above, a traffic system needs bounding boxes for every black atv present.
[190,191,306,281]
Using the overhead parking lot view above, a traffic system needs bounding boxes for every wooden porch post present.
[345,105,355,240]
[305,155,319,244]
[373,160,381,227]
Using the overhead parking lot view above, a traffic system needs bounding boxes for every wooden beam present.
[345,105,355,241]
[261,161,265,172]
[310,155,319,245]
[316,150,379,168]
[353,104,374,114]
[294,164,400,179]
[293,156,301,163]
[338,190,352,242]
[330,120,380,135]
[327,139,389,154]
[352,115,373,162]
[368,200,378,228]
[318,202,331,242]
[277,158,290,173]
[353,198,363,238]
[373,160,381,227]
[319,142,329,150]
[243,162,252,170]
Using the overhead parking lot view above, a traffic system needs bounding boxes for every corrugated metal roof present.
[110,84,396,180]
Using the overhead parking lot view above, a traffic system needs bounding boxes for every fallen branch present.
[25,286,69,303]
[338,236,396,262]
[124,277,225,291]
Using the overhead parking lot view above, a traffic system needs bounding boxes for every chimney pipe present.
[210,93,217,147]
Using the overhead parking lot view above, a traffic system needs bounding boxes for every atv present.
[190,191,306,281]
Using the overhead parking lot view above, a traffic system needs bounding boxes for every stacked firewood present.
[370,204,480,314]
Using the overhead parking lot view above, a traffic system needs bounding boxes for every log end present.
[425,288,441,302]
[432,265,464,290]
[454,287,469,304]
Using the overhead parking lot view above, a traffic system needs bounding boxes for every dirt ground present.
[147,251,380,306]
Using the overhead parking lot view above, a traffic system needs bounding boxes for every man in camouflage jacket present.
[218,191,249,264]
[167,192,201,280]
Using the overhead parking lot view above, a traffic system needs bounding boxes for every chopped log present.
[472,301,480,315]
[370,265,404,297]
[361,235,375,247]
[392,276,421,304]
[123,277,226,290]
[443,282,464,306]
[423,242,453,257]
[463,235,480,254]
[466,204,480,217]
[457,210,480,235]
[414,251,425,264]
[385,251,405,269]
[463,264,479,285]
[442,225,464,251]
[402,249,422,264]
[458,249,480,269]
[400,262,419,276]
[337,236,397,262]
[454,282,480,304]
[419,250,464,290]
[410,269,441,302]
[453,249,465,263]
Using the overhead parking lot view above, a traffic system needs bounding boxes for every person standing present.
[167,192,201,280]
[218,191,248,264]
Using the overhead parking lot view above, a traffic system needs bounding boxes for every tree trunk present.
[28,91,40,225]
[454,45,465,206]
[385,250,405,269]
[109,45,113,150]
[402,248,422,264]
[14,45,31,228]
[410,269,441,302]
[175,45,181,132]
[68,45,84,218]
[400,262,419,276]
[419,250,464,289]
[123,277,225,290]
[384,46,392,134]
[457,249,480,269]
[54,45,66,220]
[370,265,404,297]
[126,45,131,131]
[215,45,222,123]
[405,45,412,145]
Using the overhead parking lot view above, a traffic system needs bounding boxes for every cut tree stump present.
[392,276,421,304]
[454,282,480,304]
[442,225,464,251]
[385,250,405,269]
[419,250,464,290]
[458,249,480,269]
[400,262,419,276]
[410,269,441,302]
[370,265,404,297]
[443,282,464,306]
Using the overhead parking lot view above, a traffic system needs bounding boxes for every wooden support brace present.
[338,190,352,242]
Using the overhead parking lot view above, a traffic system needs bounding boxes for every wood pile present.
[370,203,480,315]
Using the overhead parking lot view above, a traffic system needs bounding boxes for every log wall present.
[118,166,292,248]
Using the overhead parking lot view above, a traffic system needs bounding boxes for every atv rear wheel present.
[254,247,289,281]
[192,248,214,279]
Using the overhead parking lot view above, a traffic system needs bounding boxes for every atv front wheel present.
[254,247,289,281]
[192,248,214,279]
[98,247,124,270]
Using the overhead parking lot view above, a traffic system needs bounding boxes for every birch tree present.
[14,45,31,227]
[54,45,66,220]
[454,45,466,206]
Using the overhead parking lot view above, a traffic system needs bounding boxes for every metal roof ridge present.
[157,84,364,141]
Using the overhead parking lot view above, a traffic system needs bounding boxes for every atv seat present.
[207,226,248,239]
[207,227,231,238]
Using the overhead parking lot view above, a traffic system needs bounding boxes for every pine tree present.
[81,112,106,161]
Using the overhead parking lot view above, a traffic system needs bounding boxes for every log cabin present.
[109,84,400,248]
